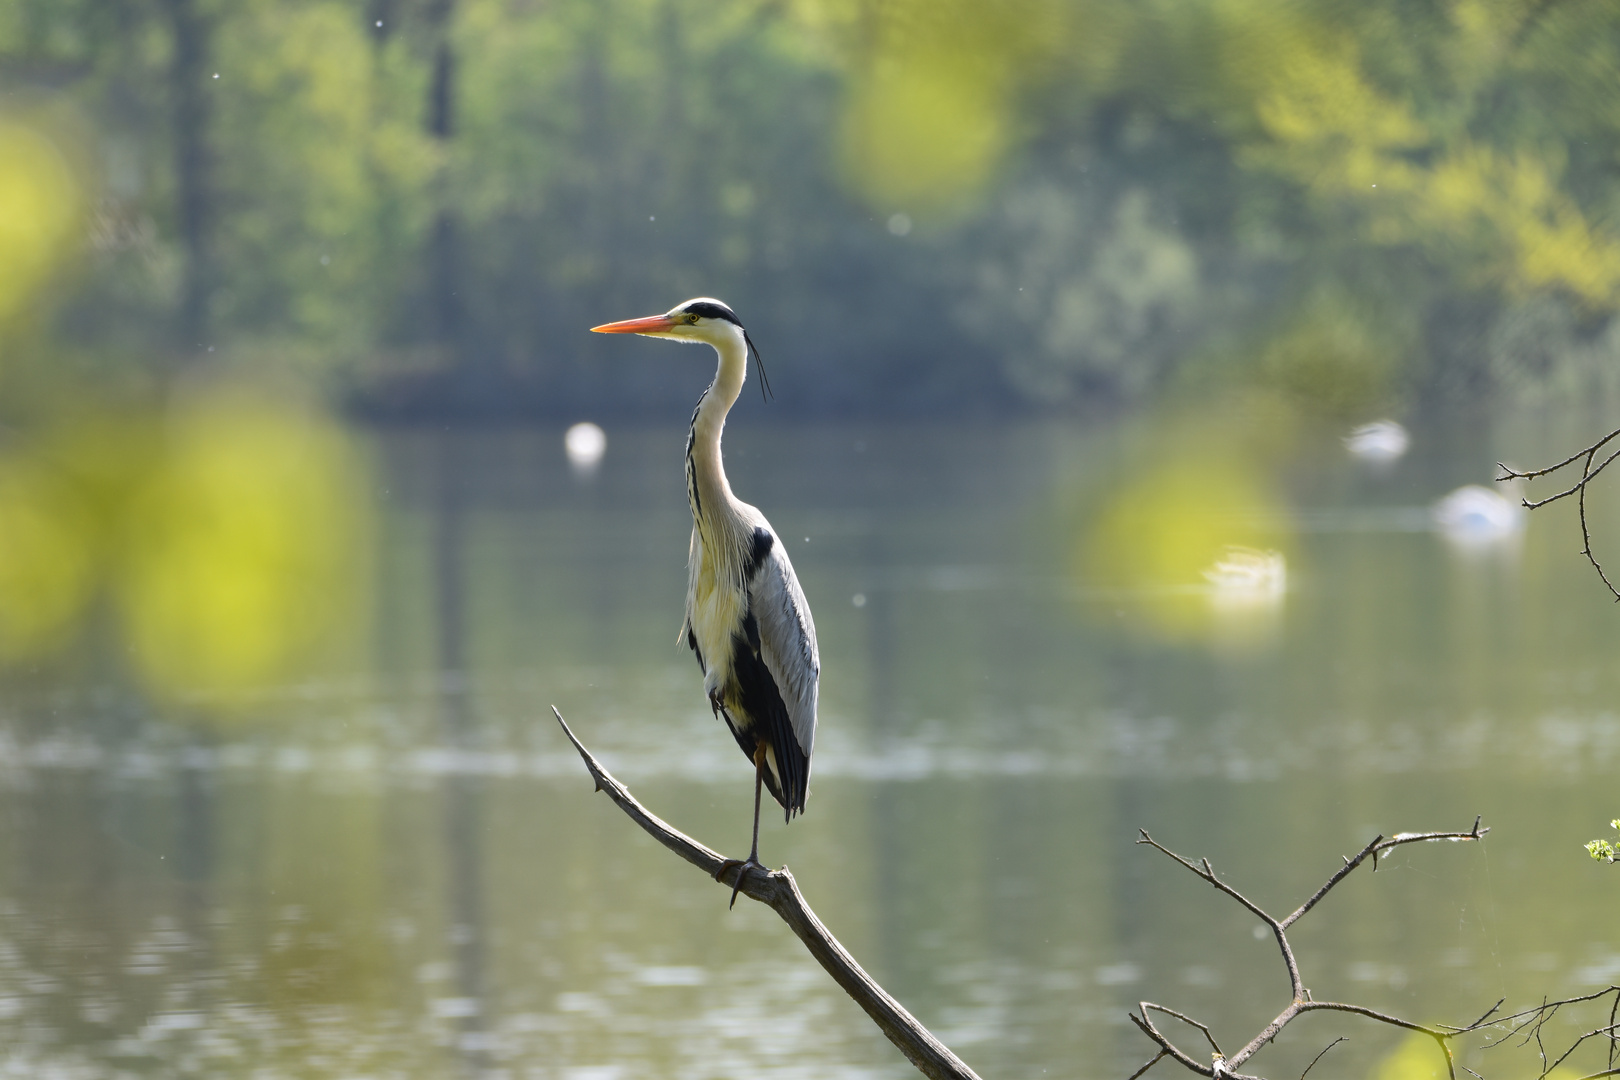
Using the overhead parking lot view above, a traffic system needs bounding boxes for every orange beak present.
[590,314,680,334]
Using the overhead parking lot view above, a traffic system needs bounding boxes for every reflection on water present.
[0,415,1619,1077]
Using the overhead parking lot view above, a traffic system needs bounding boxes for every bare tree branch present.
[1129,1008,1257,1080]
[552,707,983,1080]
[1499,428,1620,601]
[1136,830,1306,1001]
[1144,1004,1226,1059]
[1131,821,1490,1080]
[1283,819,1486,929]
[556,705,1606,1080]
[1135,819,1487,1021]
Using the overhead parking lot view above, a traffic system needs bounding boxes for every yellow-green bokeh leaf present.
[1083,452,1292,640]
[0,462,96,658]
[839,58,1010,213]
[1370,1033,1449,1080]
[121,393,370,699]
[829,0,1069,214]
[0,121,81,325]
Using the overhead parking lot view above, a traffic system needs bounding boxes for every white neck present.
[687,327,749,527]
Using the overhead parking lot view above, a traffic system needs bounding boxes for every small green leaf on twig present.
[1585,818,1620,862]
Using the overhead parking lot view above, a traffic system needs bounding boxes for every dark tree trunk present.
[425,0,462,351]
[161,0,213,352]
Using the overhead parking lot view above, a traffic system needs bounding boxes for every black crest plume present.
[678,298,772,404]
[745,329,773,404]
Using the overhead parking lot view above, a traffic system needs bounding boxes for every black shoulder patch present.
[745,527,774,579]
[680,299,743,326]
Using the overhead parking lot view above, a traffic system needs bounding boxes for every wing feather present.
[748,533,819,762]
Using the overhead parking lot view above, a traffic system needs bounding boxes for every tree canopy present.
[3,0,1619,417]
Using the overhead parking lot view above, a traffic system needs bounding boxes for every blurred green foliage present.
[0,390,372,705]
[0,100,372,707]
[2,0,1619,416]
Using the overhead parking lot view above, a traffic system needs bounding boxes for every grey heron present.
[591,298,820,905]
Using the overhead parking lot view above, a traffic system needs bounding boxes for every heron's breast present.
[690,563,748,691]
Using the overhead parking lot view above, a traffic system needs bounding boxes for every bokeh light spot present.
[0,121,81,325]
[1082,453,1293,641]
[121,393,370,700]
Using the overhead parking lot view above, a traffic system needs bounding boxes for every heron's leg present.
[717,745,768,908]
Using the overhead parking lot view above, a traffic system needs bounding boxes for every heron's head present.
[590,297,744,346]
[591,297,772,400]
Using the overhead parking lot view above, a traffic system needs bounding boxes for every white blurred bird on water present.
[1203,547,1287,610]
[1344,420,1410,465]
[1432,483,1524,548]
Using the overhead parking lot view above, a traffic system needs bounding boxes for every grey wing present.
[749,537,819,759]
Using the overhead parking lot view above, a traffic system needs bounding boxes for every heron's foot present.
[715,855,766,909]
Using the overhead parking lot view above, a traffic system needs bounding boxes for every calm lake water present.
[1,407,1619,1080]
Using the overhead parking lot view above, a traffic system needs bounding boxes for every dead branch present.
[1472,986,1620,1079]
[552,707,983,1080]
[555,710,1609,1080]
[1128,819,1489,1080]
[1499,427,1620,601]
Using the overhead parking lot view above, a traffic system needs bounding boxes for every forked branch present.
[1499,427,1620,601]
[1127,820,1490,1080]
[552,708,982,1080]
[554,712,1581,1080]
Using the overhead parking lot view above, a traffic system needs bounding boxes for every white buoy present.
[1345,420,1409,465]
[565,422,606,472]
[1432,484,1523,548]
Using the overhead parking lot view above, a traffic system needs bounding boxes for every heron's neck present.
[686,332,748,529]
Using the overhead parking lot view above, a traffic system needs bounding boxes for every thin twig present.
[1479,988,1620,1033]
[1460,998,1506,1032]
[1498,428,1620,601]
[1281,834,1385,930]
[1508,442,1620,507]
[553,707,982,1080]
[1299,1036,1346,1080]
[1579,449,1620,601]
[1143,1003,1225,1058]
[1131,1009,1263,1080]
[1608,988,1618,1071]
[1498,426,1620,482]
[1126,1050,1170,1080]
[1137,830,1304,1000]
